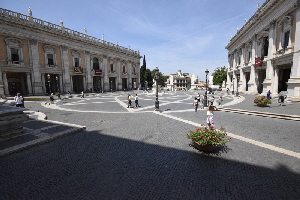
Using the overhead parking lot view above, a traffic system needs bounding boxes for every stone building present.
[0,8,141,97]
[226,0,300,101]
[165,70,198,91]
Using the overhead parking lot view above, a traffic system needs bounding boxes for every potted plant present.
[187,126,231,152]
[254,95,271,106]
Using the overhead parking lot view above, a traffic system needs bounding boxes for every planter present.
[193,142,217,152]
[256,104,268,107]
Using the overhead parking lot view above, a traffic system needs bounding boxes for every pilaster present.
[103,55,109,91]
[61,45,71,92]
[29,38,43,95]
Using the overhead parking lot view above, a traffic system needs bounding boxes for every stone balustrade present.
[0,8,140,56]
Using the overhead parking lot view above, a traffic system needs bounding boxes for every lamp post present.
[232,77,235,95]
[154,67,160,111]
[204,69,209,107]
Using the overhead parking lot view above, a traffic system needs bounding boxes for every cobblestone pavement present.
[0,90,299,199]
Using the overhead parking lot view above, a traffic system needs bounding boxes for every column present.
[287,8,300,101]
[41,73,46,93]
[59,74,63,94]
[117,58,122,90]
[0,71,5,96]
[103,55,109,91]
[128,61,132,89]
[2,72,9,95]
[29,39,43,95]
[272,66,279,95]
[264,21,277,93]
[26,72,33,95]
[85,51,92,90]
[61,45,71,92]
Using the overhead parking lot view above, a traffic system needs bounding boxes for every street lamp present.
[154,67,160,111]
[204,69,209,107]
[232,77,235,95]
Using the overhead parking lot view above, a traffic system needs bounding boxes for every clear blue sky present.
[1,0,264,81]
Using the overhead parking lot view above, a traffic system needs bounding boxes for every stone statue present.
[60,19,63,26]
[28,7,32,16]
[84,28,87,34]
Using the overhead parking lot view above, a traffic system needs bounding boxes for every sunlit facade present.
[226,0,300,101]
[0,8,141,96]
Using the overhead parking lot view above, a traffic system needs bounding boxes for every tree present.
[150,69,168,87]
[145,69,153,88]
[212,66,227,87]
[140,55,147,88]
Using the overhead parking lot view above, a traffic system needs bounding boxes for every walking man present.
[134,94,140,107]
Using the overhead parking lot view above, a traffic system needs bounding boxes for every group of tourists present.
[127,94,140,108]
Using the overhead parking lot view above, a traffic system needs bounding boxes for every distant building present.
[226,0,300,101]
[0,8,141,96]
[165,70,198,91]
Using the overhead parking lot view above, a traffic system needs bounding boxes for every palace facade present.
[226,0,300,101]
[0,8,141,97]
[165,70,198,91]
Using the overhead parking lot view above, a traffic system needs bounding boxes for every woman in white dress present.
[206,105,214,127]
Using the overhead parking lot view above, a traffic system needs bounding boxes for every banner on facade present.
[255,57,262,67]
[95,69,102,75]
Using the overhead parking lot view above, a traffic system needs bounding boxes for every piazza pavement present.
[0,90,300,200]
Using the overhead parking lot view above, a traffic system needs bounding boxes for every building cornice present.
[0,8,142,59]
[226,0,296,50]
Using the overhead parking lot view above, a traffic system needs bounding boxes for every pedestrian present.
[14,93,24,107]
[50,93,54,104]
[267,90,272,99]
[218,96,223,106]
[68,91,71,95]
[227,88,230,95]
[193,97,198,112]
[197,93,200,102]
[127,94,132,108]
[81,91,84,98]
[206,105,214,127]
[200,94,205,109]
[210,96,215,106]
[134,94,139,107]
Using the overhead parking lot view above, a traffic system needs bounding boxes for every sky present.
[1,0,264,81]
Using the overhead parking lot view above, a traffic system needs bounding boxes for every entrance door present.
[257,70,266,94]
[7,72,28,96]
[278,68,291,92]
[93,76,101,92]
[122,78,127,90]
[72,75,84,93]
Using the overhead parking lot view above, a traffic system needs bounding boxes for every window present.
[123,65,126,73]
[132,67,135,74]
[93,58,99,70]
[5,37,23,65]
[263,37,269,57]
[43,45,57,67]
[110,64,114,72]
[74,58,79,67]
[248,51,251,62]
[47,54,54,66]
[11,48,19,63]
[283,30,290,49]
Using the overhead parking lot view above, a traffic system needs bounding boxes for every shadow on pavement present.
[0,130,299,199]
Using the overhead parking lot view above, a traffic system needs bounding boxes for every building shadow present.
[0,130,299,200]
